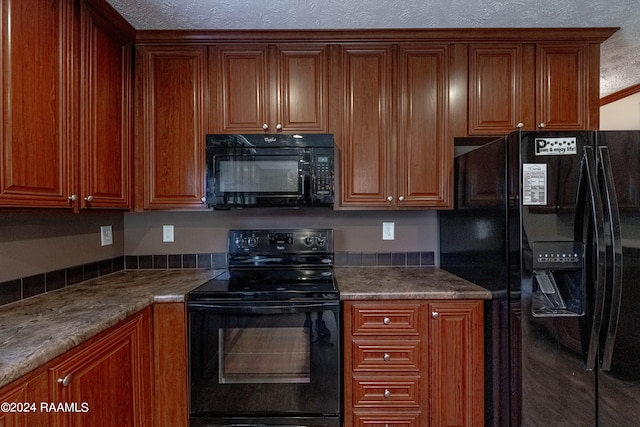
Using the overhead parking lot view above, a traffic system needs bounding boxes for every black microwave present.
[205,134,335,209]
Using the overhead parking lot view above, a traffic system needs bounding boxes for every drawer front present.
[352,340,420,372]
[353,377,420,408]
[353,411,421,427]
[351,305,420,335]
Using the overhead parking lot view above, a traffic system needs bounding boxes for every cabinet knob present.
[516,122,524,129]
[384,389,391,398]
[386,196,393,202]
[432,311,439,319]
[398,196,405,201]
[383,317,391,325]
[58,373,72,387]
[84,195,93,202]
[201,197,206,203]
[538,122,546,129]
[276,124,282,130]
[68,194,78,202]
[263,124,269,130]
[383,353,391,361]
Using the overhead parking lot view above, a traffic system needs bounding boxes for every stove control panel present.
[229,229,333,253]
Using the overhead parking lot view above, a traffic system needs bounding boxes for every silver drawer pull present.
[383,353,391,361]
[384,389,391,398]
[383,317,391,325]
[58,374,72,387]
[432,311,439,319]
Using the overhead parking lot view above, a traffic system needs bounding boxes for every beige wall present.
[600,92,640,130]
[124,209,439,256]
[0,212,124,283]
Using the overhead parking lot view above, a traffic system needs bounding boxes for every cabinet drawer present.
[353,411,421,427]
[351,304,420,335]
[353,377,420,408]
[352,339,420,372]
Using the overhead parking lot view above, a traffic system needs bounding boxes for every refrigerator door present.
[595,131,640,426]
[520,131,598,426]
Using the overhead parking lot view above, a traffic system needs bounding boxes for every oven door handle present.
[188,301,339,314]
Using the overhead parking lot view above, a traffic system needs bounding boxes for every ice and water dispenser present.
[531,241,585,317]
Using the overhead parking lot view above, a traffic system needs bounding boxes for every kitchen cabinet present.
[0,368,48,427]
[211,44,328,133]
[48,307,153,427]
[136,45,208,209]
[0,0,134,210]
[336,44,451,208]
[467,42,598,134]
[343,299,484,426]
[0,0,75,208]
[153,302,189,427]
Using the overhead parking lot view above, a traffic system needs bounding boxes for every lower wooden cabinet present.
[0,308,152,427]
[343,299,484,427]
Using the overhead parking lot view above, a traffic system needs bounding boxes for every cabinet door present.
[0,368,48,427]
[536,43,590,130]
[468,44,522,135]
[80,3,132,209]
[49,308,152,427]
[397,45,451,207]
[340,46,393,207]
[276,46,328,132]
[215,45,269,133]
[138,46,207,209]
[0,0,75,208]
[427,300,484,427]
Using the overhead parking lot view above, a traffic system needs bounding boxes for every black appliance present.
[205,134,335,209]
[188,229,341,427]
[440,131,640,426]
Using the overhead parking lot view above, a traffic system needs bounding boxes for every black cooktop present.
[188,229,339,301]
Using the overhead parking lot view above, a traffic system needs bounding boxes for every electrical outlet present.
[100,225,113,246]
[382,222,394,240]
[163,225,174,243]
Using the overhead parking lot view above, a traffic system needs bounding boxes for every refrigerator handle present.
[574,146,607,371]
[597,146,623,371]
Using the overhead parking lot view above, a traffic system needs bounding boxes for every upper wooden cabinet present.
[467,41,600,135]
[337,44,450,208]
[136,45,208,210]
[0,0,76,208]
[211,44,328,133]
[0,0,134,210]
[80,0,133,210]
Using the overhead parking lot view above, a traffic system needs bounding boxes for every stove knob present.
[304,236,315,247]
[247,234,259,247]
[315,235,327,247]
[234,235,246,248]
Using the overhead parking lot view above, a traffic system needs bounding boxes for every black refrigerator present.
[439,130,640,426]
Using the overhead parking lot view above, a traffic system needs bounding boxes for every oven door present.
[188,300,340,420]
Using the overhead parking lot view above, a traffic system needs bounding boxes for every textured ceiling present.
[105,0,640,97]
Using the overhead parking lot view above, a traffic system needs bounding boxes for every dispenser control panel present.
[532,241,583,270]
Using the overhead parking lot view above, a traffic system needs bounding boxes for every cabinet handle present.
[58,374,72,387]
[538,122,546,129]
[398,196,404,201]
[263,124,269,130]
[386,196,393,202]
[383,353,391,361]
[68,194,78,202]
[432,311,439,319]
[516,122,524,129]
[384,389,391,398]
[383,317,391,325]
[201,197,206,203]
[84,195,93,202]
[276,124,282,130]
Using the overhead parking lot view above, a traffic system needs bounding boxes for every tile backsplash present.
[0,251,434,307]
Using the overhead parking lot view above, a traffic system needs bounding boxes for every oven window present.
[217,157,301,193]
[220,326,310,384]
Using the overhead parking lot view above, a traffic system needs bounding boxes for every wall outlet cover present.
[100,225,113,246]
[382,222,394,240]
[163,225,174,243]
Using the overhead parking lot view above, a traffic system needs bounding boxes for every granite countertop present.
[335,266,492,300]
[0,269,217,388]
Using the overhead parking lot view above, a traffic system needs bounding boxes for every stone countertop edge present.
[335,266,492,300]
[0,269,218,389]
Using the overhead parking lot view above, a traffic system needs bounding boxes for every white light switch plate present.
[163,225,174,242]
[100,225,113,246]
[382,222,394,240]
